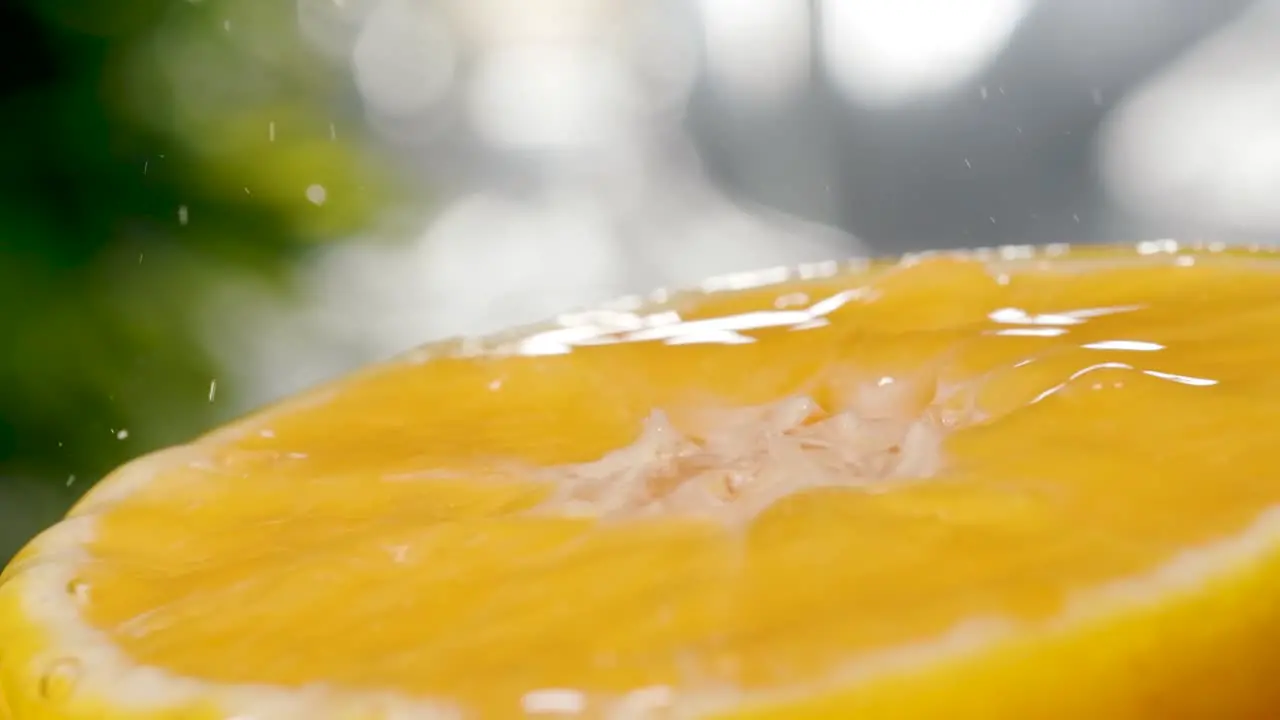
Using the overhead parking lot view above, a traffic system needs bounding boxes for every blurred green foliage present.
[0,0,397,560]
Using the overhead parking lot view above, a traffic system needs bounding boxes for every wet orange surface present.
[7,243,1280,719]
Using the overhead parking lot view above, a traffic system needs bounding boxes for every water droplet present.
[268,121,276,142]
[306,184,328,206]
[65,475,76,487]
[39,658,81,702]
[65,579,90,602]
[178,205,189,226]
[116,429,129,440]
[208,379,218,403]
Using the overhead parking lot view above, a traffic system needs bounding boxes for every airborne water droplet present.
[39,658,82,702]
[306,184,328,206]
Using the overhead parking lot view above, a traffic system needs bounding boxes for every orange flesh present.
[16,245,1280,717]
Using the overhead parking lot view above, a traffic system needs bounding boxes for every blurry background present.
[1,0,1275,560]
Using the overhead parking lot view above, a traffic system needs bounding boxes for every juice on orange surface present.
[4,243,1280,719]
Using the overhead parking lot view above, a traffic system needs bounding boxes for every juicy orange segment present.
[6,243,1280,719]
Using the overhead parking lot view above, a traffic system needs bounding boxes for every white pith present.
[6,243,1280,719]
[537,389,956,523]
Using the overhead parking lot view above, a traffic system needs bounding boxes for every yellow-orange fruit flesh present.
[5,244,1280,718]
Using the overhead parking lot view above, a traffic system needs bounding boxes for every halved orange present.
[6,242,1280,719]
